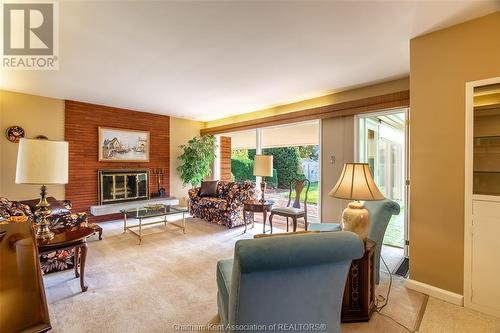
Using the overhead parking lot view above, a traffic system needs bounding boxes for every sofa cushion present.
[271,207,305,216]
[198,197,228,210]
[0,197,33,218]
[308,223,342,232]
[216,258,233,321]
[199,180,219,197]
[20,197,71,217]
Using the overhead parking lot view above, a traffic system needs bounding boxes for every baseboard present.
[406,279,464,306]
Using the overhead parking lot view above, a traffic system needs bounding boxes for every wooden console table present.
[341,238,376,322]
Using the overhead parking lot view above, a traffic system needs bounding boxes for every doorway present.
[356,109,409,272]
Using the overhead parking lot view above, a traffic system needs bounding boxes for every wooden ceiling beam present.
[201,90,409,135]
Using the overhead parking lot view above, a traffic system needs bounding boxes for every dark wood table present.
[37,226,94,292]
[341,239,376,322]
[243,200,274,234]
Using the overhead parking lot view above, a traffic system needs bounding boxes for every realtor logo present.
[1,1,59,70]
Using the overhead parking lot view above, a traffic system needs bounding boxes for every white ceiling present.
[1,1,499,121]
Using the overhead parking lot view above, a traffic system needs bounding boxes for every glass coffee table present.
[120,205,188,244]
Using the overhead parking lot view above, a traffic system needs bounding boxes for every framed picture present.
[98,127,150,162]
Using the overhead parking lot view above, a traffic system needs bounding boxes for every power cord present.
[374,255,415,333]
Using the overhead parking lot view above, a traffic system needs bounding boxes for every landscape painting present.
[98,127,150,162]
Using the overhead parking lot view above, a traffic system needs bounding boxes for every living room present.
[1,2,500,333]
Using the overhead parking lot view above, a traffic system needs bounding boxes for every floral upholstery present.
[0,197,32,218]
[188,181,256,228]
[0,196,97,274]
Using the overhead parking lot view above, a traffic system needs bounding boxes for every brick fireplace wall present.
[65,100,170,222]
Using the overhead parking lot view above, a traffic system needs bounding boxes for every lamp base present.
[35,185,54,241]
[341,201,370,239]
[259,181,267,203]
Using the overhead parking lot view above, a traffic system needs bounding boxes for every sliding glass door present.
[220,120,321,228]
[357,109,409,257]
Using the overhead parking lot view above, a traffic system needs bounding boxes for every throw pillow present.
[199,180,219,197]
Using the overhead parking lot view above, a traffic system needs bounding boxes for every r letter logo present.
[2,1,59,70]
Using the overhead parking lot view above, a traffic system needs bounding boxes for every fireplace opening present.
[98,169,149,205]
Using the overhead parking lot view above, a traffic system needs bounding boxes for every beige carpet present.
[418,297,500,333]
[44,217,426,332]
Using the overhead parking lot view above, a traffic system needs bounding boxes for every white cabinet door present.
[471,200,500,317]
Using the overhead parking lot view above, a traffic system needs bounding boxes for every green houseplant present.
[177,135,217,187]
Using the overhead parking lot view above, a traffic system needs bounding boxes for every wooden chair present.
[269,179,310,233]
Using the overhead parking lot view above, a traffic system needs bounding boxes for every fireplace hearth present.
[98,169,149,205]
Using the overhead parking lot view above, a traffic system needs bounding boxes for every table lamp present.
[329,163,384,239]
[253,155,273,202]
[16,138,69,241]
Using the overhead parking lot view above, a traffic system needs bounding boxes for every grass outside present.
[279,182,319,205]
[383,205,405,248]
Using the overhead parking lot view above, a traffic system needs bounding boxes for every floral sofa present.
[188,181,256,228]
[0,196,102,274]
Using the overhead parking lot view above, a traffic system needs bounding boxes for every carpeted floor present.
[418,297,500,333]
[44,216,426,332]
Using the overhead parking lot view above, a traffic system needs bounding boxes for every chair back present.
[364,199,401,284]
[228,231,364,330]
[287,178,310,212]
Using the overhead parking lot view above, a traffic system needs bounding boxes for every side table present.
[341,238,376,322]
[243,200,274,234]
[37,226,94,292]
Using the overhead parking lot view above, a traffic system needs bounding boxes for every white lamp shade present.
[329,163,384,201]
[16,138,69,185]
[253,155,273,177]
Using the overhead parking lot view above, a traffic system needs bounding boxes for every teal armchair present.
[216,231,364,332]
[308,198,401,284]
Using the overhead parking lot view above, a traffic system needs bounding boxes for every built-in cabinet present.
[470,197,500,317]
[465,80,500,318]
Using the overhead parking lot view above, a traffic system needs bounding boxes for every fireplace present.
[98,169,149,205]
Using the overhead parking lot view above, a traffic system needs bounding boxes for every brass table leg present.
[139,217,142,245]
[164,214,167,227]
[123,214,127,233]
[79,242,88,292]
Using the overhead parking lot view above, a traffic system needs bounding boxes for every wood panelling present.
[201,90,409,135]
[220,136,232,181]
[65,101,170,222]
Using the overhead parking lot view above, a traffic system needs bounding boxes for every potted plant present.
[177,135,217,188]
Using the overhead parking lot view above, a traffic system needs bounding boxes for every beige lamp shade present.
[329,163,384,201]
[16,138,69,184]
[253,155,273,177]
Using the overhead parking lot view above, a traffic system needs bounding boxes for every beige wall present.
[319,78,410,221]
[320,116,354,221]
[0,90,65,200]
[169,117,204,204]
[410,11,500,294]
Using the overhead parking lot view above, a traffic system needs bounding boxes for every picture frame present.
[98,127,150,162]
